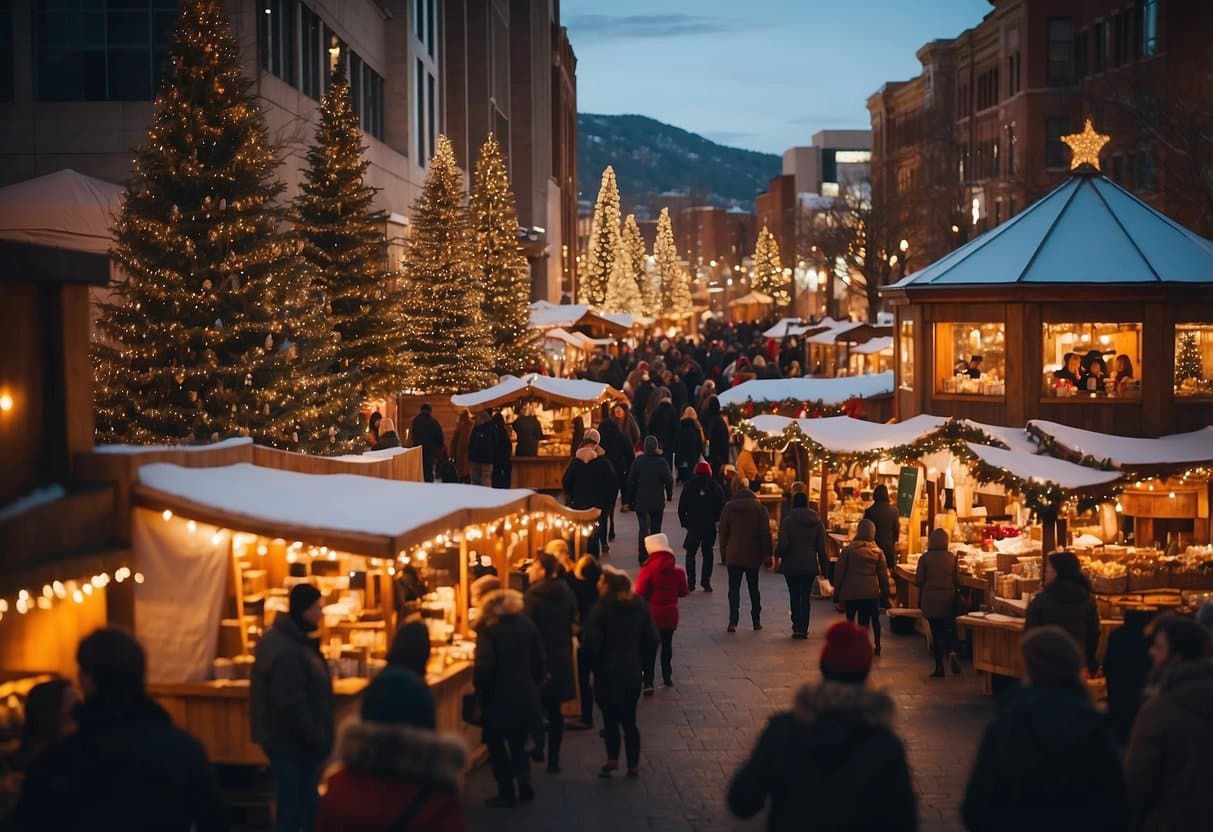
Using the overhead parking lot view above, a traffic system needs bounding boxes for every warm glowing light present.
[1061,118,1110,171]
[162,509,173,521]
[0,394,12,412]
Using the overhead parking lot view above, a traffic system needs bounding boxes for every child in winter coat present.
[634,533,689,692]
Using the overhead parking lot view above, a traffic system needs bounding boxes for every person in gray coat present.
[833,520,890,656]
[915,528,961,678]
[774,493,828,639]
[626,435,674,565]
[719,481,773,632]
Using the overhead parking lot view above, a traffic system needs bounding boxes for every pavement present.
[465,489,996,832]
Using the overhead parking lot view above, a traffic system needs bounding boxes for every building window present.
[1042,322,1142,398]
[899,320,914,392]
[1137,147,1157,191]
[1094,19,1108,73]
[259,0,297,86]
[414,0,424,41]
[935,322,1006,397]
[1139,0,1158,57]
[35,0,178,102]
[362,62,383,140]
[1046,118,1071,169]
[1074,29,1089,79]
[1047,19,1074,86]
[415,58,426,162]
[349,52,362,120]
[1007,52,1020,95]
[426,0,435,58]
[1175,325,1213,398]
[427,71,436,164]
[300,3,322,99]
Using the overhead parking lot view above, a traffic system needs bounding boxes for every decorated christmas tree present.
[654,207,691,319]
[94,0,357,452]
[296,60,406,404]
[622,213,656,316]
[603,244,644,315]
[579,166,622,307]
[1176,330,1204,382]
[470,133,538,376]
[399,135,496,394]
[751,224,790,309]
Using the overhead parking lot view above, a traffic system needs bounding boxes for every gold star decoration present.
[1062,118,1110,172]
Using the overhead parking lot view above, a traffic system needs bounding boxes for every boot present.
[930,660,945,678]
[949,651,962,675]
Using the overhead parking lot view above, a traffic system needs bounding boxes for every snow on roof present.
[956,420,1041,454]
[965,442,1122,490]
[891,174,1213,289]
[1026,420,1213,469]
[728,290,774,306]
[451,373,624,410]
[544,327,598,350]
[717,371,895,407]
[747,414,948,455]
[598,312,634,328]
[530,302,590,328]
[806,321,866,344]
[853,336,894,355]
[0,169,123,255]
[94,437,255,455]
[762,318,805,339]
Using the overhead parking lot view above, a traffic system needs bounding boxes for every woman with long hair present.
[832,519,890,656]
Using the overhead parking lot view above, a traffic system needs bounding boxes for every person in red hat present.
[727,622,917,832]
[635,533,689,692]
[677,461,726,592]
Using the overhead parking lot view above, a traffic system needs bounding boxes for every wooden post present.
[1041,509,1058,572]
[228,533,249,656]
[458,533,469,638]
[819,462,831,526]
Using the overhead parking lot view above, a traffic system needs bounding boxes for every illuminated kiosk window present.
[1042,322,1141,399]
[1175,325,1213,398]
[899,321,914,391]
[935,322,1005,396]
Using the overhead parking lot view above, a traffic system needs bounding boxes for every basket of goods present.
[1084,559,1128,594]
[1127,555,1167,592]
[1170,548,1213,590]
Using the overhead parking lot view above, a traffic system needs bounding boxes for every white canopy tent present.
[0,168,122,255]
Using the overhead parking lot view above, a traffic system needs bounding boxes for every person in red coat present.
[635,533,689,692]
[316,667,468,831]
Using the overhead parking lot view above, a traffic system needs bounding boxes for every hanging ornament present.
[244,373,252,387]
[328,426,337,438]
[231,277,239,290]
[201,279,212,291]
[174,371,185,384]
[188,391,198,402]
[292,431,299,443]
[219,198,227,210]
[170,204,181,221]
[211,432,219,441]
[263,404,270,415]
[264,334,273,350]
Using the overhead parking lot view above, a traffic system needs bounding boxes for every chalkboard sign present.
[897,466,920,518]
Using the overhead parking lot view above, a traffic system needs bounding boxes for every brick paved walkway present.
[466,492,995,831]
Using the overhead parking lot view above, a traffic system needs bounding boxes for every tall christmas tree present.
[603,244,643,314]
[654,207,691,318]
[470,133,538,376]
[751,224,790,309]
[296,60,406,404]
[94,0,355,452]
[622,213,656,316]
[579,166,622,307]
[1176,330,1204,382]
[399,135,496,393]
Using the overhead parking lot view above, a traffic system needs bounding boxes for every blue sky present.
[563,0,993,154]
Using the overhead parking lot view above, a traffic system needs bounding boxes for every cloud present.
[566,13,738,42]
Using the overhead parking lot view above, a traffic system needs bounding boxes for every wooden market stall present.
[728,290,774,322]
[451,373,627,492]
[541,327,615,376]
[130,462,598,766]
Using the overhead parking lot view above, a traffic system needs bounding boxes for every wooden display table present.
[957,614,1025,695]
[511,455,569,493]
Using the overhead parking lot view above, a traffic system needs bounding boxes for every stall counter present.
[511,455,569,492]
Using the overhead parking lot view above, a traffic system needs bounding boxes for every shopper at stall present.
[566,555,603,730]
[672,406,706,483]
[774,492,828,640]
[1025,551,1101,674]
[490,412,513,488]
[635,533,689,691]
[1124,614,1213,831]
[582,568,659,778]
[511,404,543,458]
[386,619,432,679]
[678,461,726,592]
[701,396,731,482]
[407,404,445,482]
[315,667,468,832]
[719,478,772,633]
[863,484,900,572]
[727,621,916,832]
[251,583,333,832]
[523,553,577,774]
[733,444,760,490]
[1102,609,1155,746]
[372,417,402,450]
[915,528,961,677]
[833,519,890,656]
[597,416,634,543]
[451,410,473,483]
[468,411,498,488]
[962,626,1127,832]
[627,436,674,565]
[561,429,619,558]
[471,575,545,808]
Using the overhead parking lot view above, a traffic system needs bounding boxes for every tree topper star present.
[1062,118,1110,172]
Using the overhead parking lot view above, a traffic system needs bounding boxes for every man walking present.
[562,428,619,557]
[678,461,725,592]
[719,479,772,632]
[408,403,445,483]
[626,435,674,565]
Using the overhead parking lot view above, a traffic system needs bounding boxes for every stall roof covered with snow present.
[746,414,948,456]
[529,301,630,336]
[1026,420,1213,473]
[451,373,626,411]
[717,371,895,408]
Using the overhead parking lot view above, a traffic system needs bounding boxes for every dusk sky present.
[563,0,993,155]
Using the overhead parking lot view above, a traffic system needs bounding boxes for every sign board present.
[897,466,921,519]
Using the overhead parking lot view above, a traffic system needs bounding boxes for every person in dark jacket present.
[1124,613,1213,832]
[701,396,730,483]
[408,404,445,482]
[512,404,543,457]
[611,402,641,450]
[491,412,513,488]
[915,527,961,677]
[582,569,659,778]
[566,555,603,729]
[678,461,726,592]
[315,667,468,832]
[833,519,890,656]
[523,553,577,773]
[635,533,689,690]
[251,583,334,832]
[774,492,828,639]
[472,576,545,808]
[12,628,227,832]
[386,619,432,679]
[672,406,705,483]
[728,621,916,832]
[372,417,402,450]
[561,429,619,557]
[1102,608,1155,746]
[631,375,655,436]
[626,435,674,565]
[451,410,473,483]
[719,482,772,632]
[468,411,497,488]
[863,484,900,571]
[645,390,677,454]
[962,626,1127,832]
[1024,551,1101,674]
[597,417,634,543]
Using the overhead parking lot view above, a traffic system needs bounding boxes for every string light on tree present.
[622,214,657,317]
[751,224,790,309]
[579,166,622,307]
[654,207,691,319]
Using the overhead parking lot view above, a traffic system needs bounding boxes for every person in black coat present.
[774,493,828,638]
[408,404,445,482]
[472,577,545,808]
[582,569,659,778]
[631,376,656,436]
[863,484,900,571]
[491,412,513,488]
[468,411,497,488]
[626,435,674,566]
[597,417,634,543]
[962,626,1127,832]
[561,429,618,557]
[13,629,227,832]
[1024,551,1101,674]
[677,461,726,592]
[672,407,706,483]
[645,393,677,455]
[523,553,577,773]
[512,404,544,457]
[565,555,603,729]
[701,396,731,483]
[1101,608,1155,746]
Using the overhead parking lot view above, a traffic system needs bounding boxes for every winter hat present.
[289,583,323,616]
[644,435,659,454]
[820,621,874,683]
[378,417,396,435]
[694,461,712,477]
[361,666,436,729]
[855,518,876,542]
[1020,626,1083,689]
[582,428,601,445]
[928,528,950,551]
[682,406,698,420]
[470,574,502,606]
[644,533,672,555]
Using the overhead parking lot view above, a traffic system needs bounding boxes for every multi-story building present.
[443,0,578,302]
[782,130,873,199]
